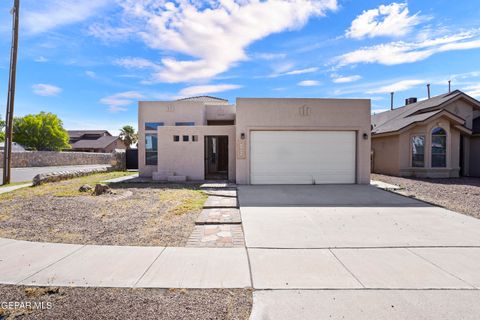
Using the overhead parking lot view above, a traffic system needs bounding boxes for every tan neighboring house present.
[371,90,480,178]
[138,96,371,184]
[67,130,126,153]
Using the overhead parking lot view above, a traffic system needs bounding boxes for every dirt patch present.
[0,285,252,320]
[372,174,480,219]
[0,172,207,246]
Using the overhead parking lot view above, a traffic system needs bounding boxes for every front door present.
[205,136,229,180]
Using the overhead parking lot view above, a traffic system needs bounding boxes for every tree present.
[13,112,70,151]
[119,125,138,149]
[0,115,5,143]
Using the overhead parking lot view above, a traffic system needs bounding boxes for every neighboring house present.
[371,90,480,178]
[0,142,26,152]
[138,96,371,184]
[67,130,126,153]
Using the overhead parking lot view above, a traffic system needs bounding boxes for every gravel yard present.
[0,172,207,246]
[0,285,252,320]
[372,174,480,219]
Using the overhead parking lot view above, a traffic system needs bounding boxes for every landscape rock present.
[93,184,113,196]
[79,184,93,192]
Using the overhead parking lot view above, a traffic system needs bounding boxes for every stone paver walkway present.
[187,225,245,247]
[187,183,245,247]
[195,208,241,224]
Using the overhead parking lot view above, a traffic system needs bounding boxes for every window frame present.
[145,122,164,131]
[411,135,425,168]
[175,122,195,126]
[145,133,158,165]
[431,127,447,168]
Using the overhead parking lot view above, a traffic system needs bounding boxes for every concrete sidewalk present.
[2,237,479,290]
[0,238,250,288]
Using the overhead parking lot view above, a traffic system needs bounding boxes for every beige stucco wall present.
[205,104,236,121]
[371,135,400,176]
[156,126,236,181]
[138,100,208,177]
[235,98,371,184]
[373,116,462,178]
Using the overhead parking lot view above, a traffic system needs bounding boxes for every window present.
[431,127,447,168]
[145,122,164,131]
[145,133,157,165]
[192,135,198,142]
[173,135,180,142]
[175,122,195,126]
[411,136,425,167]
[183,135,189,142]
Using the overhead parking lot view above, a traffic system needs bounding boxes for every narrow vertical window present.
[411,136,425,167]
[145,133,158,165]
[431,127,447,167]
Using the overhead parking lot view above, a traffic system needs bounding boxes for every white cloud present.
[298,80,320,87]
[34,56,48,63]
[114,57,161,70]
[106,0,337,83]
[254,52,287,60]
[332,75,362,83]
[32,84,62,96]
[465,84,480,98]
[179,84,242,97]
[85,70,97,78]
[100,91,144,112]
[336,31,480,67]
[269,67,319,78]
[24,0,112,34]
[367,79,425,94]
[346,2,424,39]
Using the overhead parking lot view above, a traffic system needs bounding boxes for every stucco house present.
[138,96,371,184]
[67,130,126,153]
[371,90,480,178]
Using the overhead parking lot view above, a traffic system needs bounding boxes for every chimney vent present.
[405,97,418,105]
[448,80,451,93]
[427,83,431,99]
[390,92,394,110]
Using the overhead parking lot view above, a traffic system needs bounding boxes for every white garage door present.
[250,131,356,184]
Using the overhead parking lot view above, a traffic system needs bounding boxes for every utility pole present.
[3,0,20,185]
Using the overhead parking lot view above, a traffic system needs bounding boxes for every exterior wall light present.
[240,133,246,140]
[363,133,369,140]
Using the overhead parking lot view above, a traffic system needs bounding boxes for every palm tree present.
[119,125,138,149]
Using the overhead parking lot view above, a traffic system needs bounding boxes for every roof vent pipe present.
[427,83,431,99]
[390,92,394,110]
[448,80,451,93]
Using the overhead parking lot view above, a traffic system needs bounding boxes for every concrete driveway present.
[239,185,480,319]
[0,164,111,184]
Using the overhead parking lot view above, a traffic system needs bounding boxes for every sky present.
[0,0,480,135]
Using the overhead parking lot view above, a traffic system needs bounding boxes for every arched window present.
[431,127,446,167]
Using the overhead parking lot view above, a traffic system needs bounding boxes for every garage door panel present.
[250,131,356,184]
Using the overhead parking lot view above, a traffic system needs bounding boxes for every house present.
[138,96,371,184]
[67,130,126,153]
[371,90,480,178]
[0,142,25,152]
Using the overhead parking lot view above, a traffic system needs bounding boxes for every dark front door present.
[204,136,228,180]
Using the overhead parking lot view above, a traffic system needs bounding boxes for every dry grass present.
[160,189,208,216]
[0,173,208,246]
[0,171,135,201]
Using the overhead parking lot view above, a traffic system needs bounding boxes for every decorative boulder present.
[93,184,112,196]
[79,184,93,192]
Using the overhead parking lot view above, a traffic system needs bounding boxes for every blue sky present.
[1,0,480,134]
